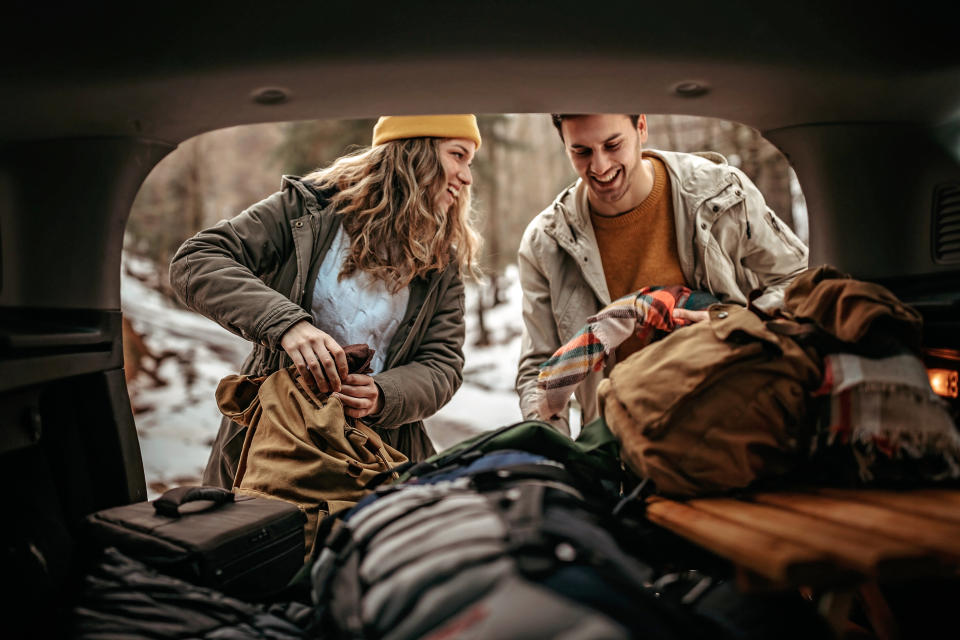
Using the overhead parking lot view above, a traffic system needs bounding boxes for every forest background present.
[121,114,808,494]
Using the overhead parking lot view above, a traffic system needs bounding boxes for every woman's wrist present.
[371,381,385,416]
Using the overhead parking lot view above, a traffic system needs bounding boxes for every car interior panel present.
[1,3,958,635]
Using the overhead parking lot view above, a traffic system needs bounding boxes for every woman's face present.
[434,138,477,213]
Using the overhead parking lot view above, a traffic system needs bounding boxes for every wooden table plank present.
[815,488,960,525]
[754,493,960,561]
[646,498,840,586]
[688,498,940,580]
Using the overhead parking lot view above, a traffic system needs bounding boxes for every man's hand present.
[336,374,384,419]
[673,308,710,324]
[280,320,348,393]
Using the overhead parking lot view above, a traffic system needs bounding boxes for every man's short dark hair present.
[550,114,641,141]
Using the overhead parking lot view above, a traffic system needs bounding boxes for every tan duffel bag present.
[216,345,407,559]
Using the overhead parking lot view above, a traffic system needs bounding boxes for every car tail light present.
[928,368,959,399]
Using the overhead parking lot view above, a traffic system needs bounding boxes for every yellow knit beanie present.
[372,115,482,150]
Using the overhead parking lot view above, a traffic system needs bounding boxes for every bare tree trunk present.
[186,139,205,234]
[474,283,490,346]
[663,115,680,150]
[474,116,506,339]
[491,272,503,306]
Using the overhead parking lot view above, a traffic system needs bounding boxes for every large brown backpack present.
[597,303,822,497]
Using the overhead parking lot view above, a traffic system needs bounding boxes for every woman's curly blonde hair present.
[305,138,481,293]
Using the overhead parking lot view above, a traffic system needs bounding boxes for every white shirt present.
[310,226,410,374]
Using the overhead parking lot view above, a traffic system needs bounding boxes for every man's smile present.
[589,167,623,194]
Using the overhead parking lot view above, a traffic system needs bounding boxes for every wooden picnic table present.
[645,488,960,637]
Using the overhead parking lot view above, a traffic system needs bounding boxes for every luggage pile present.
[309,422,830,640]
[71,265,957,638]
[74,422,831,639]
[592,265,960,496]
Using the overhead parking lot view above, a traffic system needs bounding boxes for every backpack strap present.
[310,507,356,597]
[311,504,376,639]
[470,462,588,498]
[498,482,557,576]
[612,477,656,519]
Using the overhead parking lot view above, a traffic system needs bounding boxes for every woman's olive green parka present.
[169,176,465,488]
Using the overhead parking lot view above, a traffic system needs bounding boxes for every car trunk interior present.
[1,3,959,634]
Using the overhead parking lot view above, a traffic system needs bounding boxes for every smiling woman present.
[168,115,483,488]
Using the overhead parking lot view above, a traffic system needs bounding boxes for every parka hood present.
[280,174,337,217]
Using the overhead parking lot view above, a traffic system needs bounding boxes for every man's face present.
[561,114,648,214]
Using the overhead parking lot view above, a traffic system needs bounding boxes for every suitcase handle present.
[153,486,235,517]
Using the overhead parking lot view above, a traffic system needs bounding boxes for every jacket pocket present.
[764,210,807,260]
[702,186,745,223]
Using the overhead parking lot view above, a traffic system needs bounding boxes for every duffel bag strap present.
[152,486,234,518]
[362,460,419,490]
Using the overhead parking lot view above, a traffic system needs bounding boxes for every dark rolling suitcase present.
[84,486,306,600]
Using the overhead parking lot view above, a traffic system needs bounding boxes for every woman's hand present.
[280,320,348,392]
[336,374,384,419]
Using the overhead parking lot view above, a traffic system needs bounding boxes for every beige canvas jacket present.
[516,149,809,434]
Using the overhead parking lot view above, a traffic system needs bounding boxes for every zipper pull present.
[769,213,781,233]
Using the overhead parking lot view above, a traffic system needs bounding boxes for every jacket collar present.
[544,180,611,305]
[281,174,331,216]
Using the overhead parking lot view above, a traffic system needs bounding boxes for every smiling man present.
[515,113,808,434]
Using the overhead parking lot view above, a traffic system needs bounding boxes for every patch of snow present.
[122,255,249,496]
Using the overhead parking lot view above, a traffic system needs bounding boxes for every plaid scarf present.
[811,352,960,483]
[536,285,718,419]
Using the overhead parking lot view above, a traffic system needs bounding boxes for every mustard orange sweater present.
[591,155,688,360]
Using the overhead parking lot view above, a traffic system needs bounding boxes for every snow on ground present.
[122,255,250,494]
[121,257,574,496]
